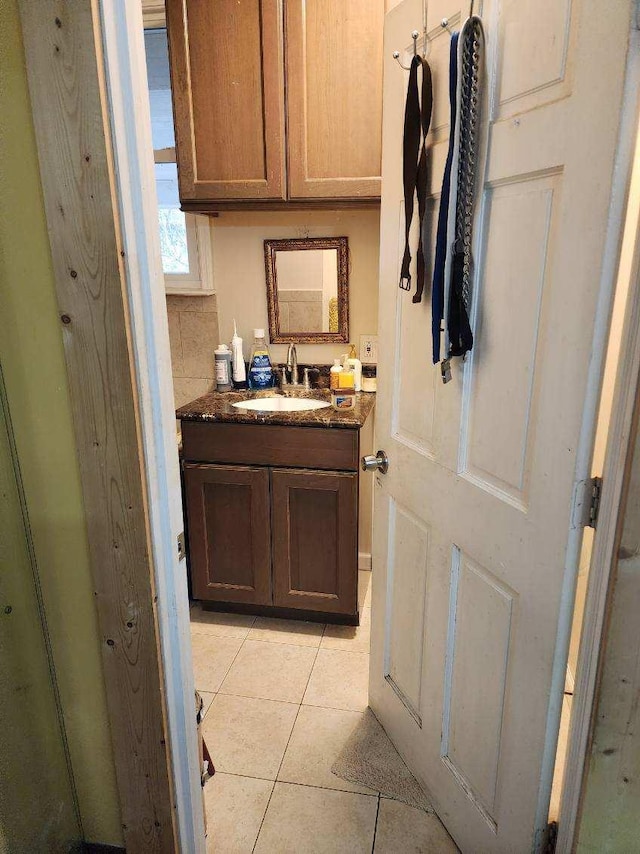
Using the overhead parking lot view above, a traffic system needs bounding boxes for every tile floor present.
[191,571,459,853]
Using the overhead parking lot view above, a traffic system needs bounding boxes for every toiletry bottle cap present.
[215,344,230,353]
[254,328,265,338]
[349,343,357,358]
[333,358,341,366]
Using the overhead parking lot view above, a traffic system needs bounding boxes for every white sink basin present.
[232,396,331,413]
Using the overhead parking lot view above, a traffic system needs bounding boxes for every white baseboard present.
[358,552,372,571]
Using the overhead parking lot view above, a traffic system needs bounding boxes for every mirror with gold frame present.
[264,237,349,344]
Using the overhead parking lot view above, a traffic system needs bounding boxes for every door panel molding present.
[383,499,431,724]
[460,176,559,507]
[441,549,516,825]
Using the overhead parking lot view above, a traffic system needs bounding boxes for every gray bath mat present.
[331,708,433,812]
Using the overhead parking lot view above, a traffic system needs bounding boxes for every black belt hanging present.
[399,55,433,303]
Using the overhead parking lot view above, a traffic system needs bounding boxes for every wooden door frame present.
[18,2,204,851]
[556,16,640,850]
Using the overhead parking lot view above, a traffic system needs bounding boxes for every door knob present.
[361,450,389,474]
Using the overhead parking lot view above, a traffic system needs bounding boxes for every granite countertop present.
[176,388,375,430]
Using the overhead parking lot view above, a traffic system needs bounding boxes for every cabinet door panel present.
[185,463,272,604]
[167,0,286,202]
[272,468,358,614]
[285,0,384,199]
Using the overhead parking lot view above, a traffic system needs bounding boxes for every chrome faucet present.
[286,343,299,385]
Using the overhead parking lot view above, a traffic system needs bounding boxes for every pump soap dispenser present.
[345,344,362,392]
[248,329,274,390]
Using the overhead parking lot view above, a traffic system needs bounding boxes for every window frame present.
[145,19,214,296]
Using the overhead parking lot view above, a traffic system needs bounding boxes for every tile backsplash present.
[166,294,220,409]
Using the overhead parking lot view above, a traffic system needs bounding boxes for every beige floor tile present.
[254,783,377,854]
[199,690,216,719]
[204,772,273,853]
[373,798,459,852]
[247,616,325,647]
[322,606,371,654]
[203,694,298,779]
[304,649,370,712]
[278,705,377,795]
[190,606,256,639]
[358,571,372,608]
[191,634,243,693]
[219,640,317,703]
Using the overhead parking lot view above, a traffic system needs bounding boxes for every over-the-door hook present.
[393,31,419,70]
[469,0,475,16]
[392,50,410,70]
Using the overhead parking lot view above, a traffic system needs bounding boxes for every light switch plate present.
[359,334,378,364]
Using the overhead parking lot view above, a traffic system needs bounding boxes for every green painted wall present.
[0,0,122,845]
[0,377,79,853]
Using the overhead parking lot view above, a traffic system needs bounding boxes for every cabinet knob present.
[361,450,389,474]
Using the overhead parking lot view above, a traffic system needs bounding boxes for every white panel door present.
[369,1,632,851]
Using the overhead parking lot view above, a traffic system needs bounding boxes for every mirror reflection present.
[276,249,338,334]
[265,237,349,343]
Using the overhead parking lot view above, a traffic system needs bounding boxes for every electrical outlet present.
[359,334,378,364]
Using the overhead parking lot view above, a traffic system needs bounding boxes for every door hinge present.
[177,531,186,561]
[544,820,558,854]
[587,477,603,528]
[571,476,602,529]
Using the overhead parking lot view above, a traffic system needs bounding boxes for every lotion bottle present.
[231,320,247,389]
[345,343,362,392]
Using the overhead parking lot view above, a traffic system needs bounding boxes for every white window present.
[144,27,213,296]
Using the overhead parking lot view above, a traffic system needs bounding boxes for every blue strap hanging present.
[431,32,459,364]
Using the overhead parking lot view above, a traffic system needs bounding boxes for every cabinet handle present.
[361,450,389,474]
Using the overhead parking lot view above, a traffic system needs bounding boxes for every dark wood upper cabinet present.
[165,0,384,210]
[184,463,272,605]
[166,0,286,204]
[285,0,384,200]
[271,468,358,614]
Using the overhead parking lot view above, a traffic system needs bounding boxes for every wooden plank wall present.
[17,3,177,851]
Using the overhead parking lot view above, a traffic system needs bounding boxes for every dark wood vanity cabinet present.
[181,421,360,620]
[271,469,357,614]
[184,464,272,605]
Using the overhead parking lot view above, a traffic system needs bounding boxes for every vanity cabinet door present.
[166,0,286,206]
[184,463,272,605]
[271,468,358,615]
[284,0,384,200]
